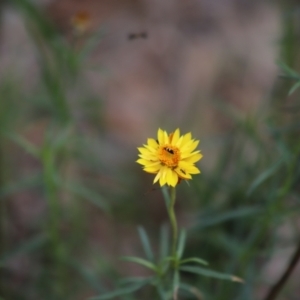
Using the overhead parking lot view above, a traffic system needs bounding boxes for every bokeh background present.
[1,0,300,299]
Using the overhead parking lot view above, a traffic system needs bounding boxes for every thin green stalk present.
[0,137,6,298]
[42,146,65,298]
[168,187,178,260]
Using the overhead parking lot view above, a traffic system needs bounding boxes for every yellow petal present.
[159,166,168,186]
[145,161,161,167]
[179,161,200,174]
[137,159,159,167]
[175,136,183,147]
[164,130,169,144]
[147,138,158,149]
[175,167,192,180]
[167,169,178,187]
[186,166,200,174]
[184,140,199,153]
[171,128,180,145]
[153,170,161,184]
[144,165,160,173]
[137,149,155,157]
[182,132,192,145]
[138,154,157,161]
[179,140,193,152]
[181,152,202,162]
[144,144,157,153]
[165,168,173,186]
[157,128,165,145]
[137,147,151,155]
[136,158,149,165]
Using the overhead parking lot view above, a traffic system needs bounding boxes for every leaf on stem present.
[67,258,105,293]
[138,226,154,262]
[173,270,180,300]
[179,283,204,300]
[288,81,300,95]
[121,256,158,272]
[89,280,149,300]
[0,173,42,199]
[277,61,300,79]
[159,224,169,261]
[180,257,208,266]
[156,284,169,300]
[176,229,186,259]
[5,133,40,158]
[180,266,244,283]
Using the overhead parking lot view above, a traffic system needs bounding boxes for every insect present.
[164,147,174,154]
[128,32,148,40]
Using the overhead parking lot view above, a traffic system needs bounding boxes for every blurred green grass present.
[1,0,300,300]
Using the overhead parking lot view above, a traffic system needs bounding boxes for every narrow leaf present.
[0,173,42,199]
[63,181,110,213]
[6,133,39,158]
[119,276,153,285]
[156,284,169,300]
[159,224,169,260]
[194,206,261,229]
[278,61,300,79]
[179,283,203,300]
[138,227,154,262]
[180,257,208,266]
[289,81,300,95]
[177,230,186,259]
[68,259,104,293]
[121,256,158,272]
[173,270,180,299]
[247,159,283,196]
[180,266,244,283]
[89,282,146,300]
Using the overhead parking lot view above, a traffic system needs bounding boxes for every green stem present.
[42,147,65,298]
[168,187,178,263]
[0,136,6,297]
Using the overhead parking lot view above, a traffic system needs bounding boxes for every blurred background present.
[1,0,300,299]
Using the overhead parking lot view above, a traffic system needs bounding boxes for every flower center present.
[158,145,180,168]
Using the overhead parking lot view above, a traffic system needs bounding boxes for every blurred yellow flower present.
[137,128,202,187]
[71,11,91,35]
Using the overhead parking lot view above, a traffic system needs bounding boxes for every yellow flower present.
[71,11,91,35]
[137,128,202,187]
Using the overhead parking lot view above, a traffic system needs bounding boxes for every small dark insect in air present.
[128,32,148,40]
[164,147,174,154]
